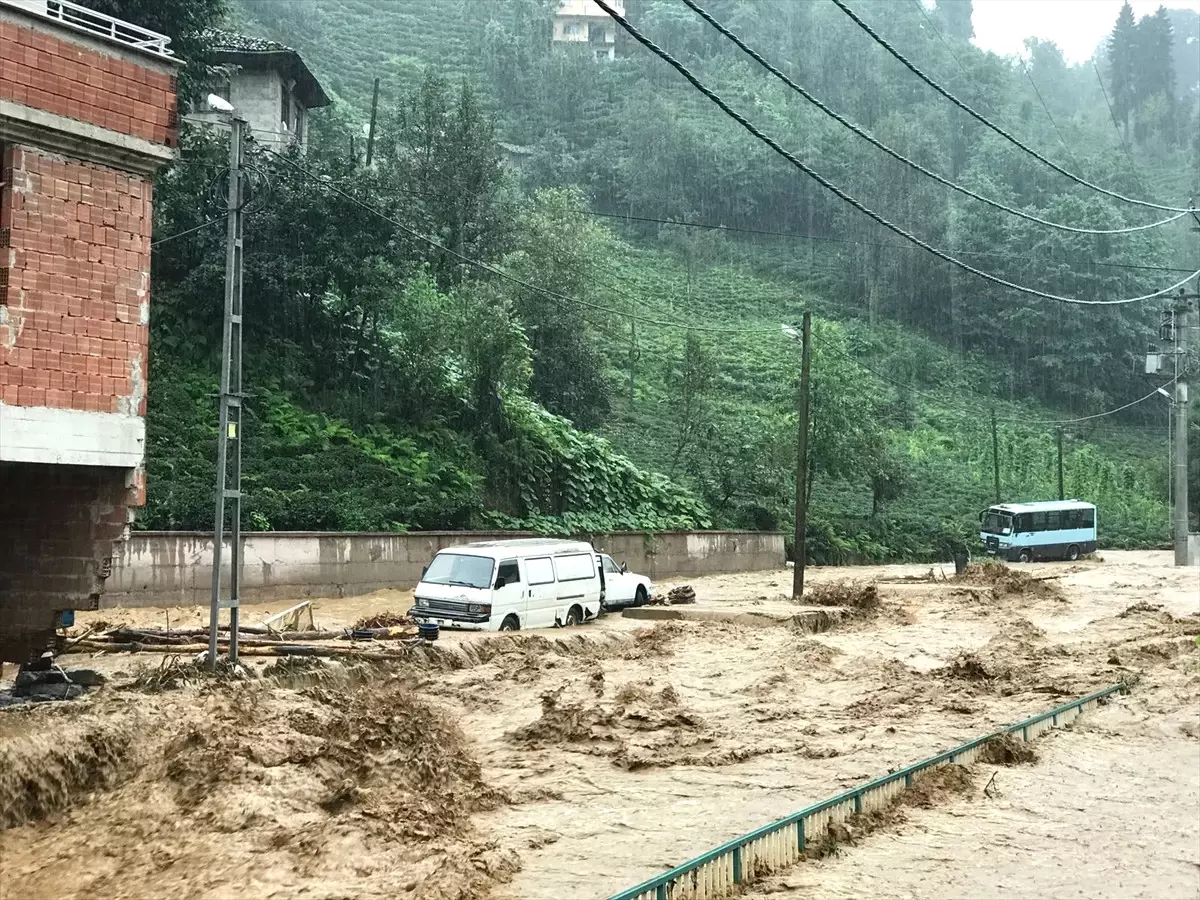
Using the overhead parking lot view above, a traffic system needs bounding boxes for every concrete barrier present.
[104,530,785,609]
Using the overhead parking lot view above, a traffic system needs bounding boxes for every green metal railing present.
[608,683,1127,900]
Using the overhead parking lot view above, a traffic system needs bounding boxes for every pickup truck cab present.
[597,553,652,611]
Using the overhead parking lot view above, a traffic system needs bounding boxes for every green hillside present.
[106,0,1200,556]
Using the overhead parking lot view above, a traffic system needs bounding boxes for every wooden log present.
[71,640,419,661]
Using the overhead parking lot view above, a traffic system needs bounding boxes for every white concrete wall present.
[0,403,144,466]
[104,530,785,608]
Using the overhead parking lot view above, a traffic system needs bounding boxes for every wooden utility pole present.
[1056,427,1065,501]
[365,77,381,166]
[792,312,812,600]
[991,408,1001,504]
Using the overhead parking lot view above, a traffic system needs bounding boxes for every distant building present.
[190,31,330,150]
[553,0,623,61]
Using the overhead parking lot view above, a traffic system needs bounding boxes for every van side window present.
[1046,511,1061,530]
[1081,509,1095,528]
[1016,514,1032,532]
[1031,512,1048,532]
[525,557,555,585]
[495,560,520,589]
[602,556,621,575]
[554,553,596,582]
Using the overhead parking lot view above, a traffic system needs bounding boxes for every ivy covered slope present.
[143,120,708,535]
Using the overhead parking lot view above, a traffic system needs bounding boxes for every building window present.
[564,22,579,37]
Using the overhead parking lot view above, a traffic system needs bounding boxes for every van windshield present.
[423,553,494,589]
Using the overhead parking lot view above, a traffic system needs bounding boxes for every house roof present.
[206,29,330,109]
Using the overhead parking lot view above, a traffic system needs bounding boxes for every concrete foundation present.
[0,461,135,662]
[103,530,785,609]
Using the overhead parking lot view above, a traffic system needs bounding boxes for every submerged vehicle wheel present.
[565,606,583,626]
[635,586,648,607]
[1066,544,1080,561]
[499,615,520,632]
[1018,548,1033,563]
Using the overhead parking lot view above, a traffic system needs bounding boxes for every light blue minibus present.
[979,500,1097,562]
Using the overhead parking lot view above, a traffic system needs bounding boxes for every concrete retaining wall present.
[104,530,785,609]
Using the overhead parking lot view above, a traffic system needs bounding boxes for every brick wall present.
[0,462,139,663]
[0,16,177,146]
[0,144,150,415]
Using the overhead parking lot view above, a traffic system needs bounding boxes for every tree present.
[664,330,717,475]
[935,0,974,41]
[1107,1,1138,138]
[379,71,511,289]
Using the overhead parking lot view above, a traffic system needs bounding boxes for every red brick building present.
[0,0,179,663]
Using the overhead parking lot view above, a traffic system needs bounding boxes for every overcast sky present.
[960,0,1200,64]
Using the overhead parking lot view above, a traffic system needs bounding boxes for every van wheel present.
[1066,544,1080,561]
[635,586,648,607]
[499,615,520,632]
[1018,549,1033,563]
[565,606,582,627]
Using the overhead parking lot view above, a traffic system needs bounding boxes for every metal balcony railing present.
[1,0,173,58]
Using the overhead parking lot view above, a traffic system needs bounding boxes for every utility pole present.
[209,116,246,668]
[792,312,812,600]
[365,77,380,166]
[1056,427,1065,501]
[1172,285,1195,566]
[991,408,1001,504]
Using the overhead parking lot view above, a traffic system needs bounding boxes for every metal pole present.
[208,117,246,668]
[365,77,380,166]
[1173,288,1194,566]
[793,311,812,600]
[1056,427,1065,501]
[991,408,1001,504]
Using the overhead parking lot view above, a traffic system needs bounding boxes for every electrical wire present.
[680,0,1189,235]
[262,146,775,334]
[151,216,224,247]
[260,147,1174,432]
[828,0,1194,214]
[1091,60,1145,180]
[594,0,1200,306]
[1020,377,1179,426]
[589,210,1198,274]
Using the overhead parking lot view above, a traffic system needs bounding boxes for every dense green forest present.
[104,0,1200,558]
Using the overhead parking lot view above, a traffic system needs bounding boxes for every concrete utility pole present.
[209,115,247,667]
[784,313,813,600]
[1172,285,1195,566]
[991,408,1001,504]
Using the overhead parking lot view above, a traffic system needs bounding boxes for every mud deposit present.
[1,551,1196,900]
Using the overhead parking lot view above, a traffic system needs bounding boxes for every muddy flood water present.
[0,551,1196,900]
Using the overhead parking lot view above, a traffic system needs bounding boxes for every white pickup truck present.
[597,553,652,611]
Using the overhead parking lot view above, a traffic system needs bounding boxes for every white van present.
[407,539,604,632]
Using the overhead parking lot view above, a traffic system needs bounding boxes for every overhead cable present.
[594,0,1200,306]
[590,210,1197,274]
[680,0,1189,235]
[828,0,1193,213]
[262,147,771,334]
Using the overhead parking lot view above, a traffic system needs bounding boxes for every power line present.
[1019,376,1179,426]
[680,0,1189,236]
[594,0,1200,306]
[1091,60,1145,180]
[828,0,1194,214]
[1020,61,1087,175]
[590,210,1196,274]
[151,216,225,247]
[262,146,774,335]
[260,147,1178,433]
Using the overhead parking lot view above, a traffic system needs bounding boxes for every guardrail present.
[609,683,1127,900]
